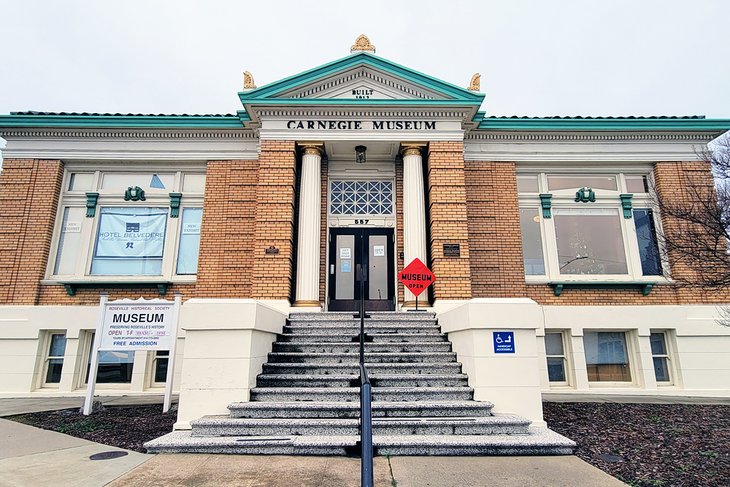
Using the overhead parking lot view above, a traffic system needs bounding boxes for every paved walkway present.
[0,396,626,486]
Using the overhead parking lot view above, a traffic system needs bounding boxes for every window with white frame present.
[650,331,672,383]
[50,169,205,281]
[152,350,169,384]
[583,331,632,382]
[43,332,67,385]
[517,172,664,281]
[544,332,569,383]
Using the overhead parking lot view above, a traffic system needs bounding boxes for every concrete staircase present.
[145,312,575,455]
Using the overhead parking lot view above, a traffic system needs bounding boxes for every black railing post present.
[357,233,373,487]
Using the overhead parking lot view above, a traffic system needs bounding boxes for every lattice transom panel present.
[329,180,394,215]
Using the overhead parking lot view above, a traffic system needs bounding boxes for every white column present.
[294,144,323,307]
[401,144,428,306]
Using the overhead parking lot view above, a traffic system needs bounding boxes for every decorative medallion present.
[243,71,257,90]
[124,186,146,202]
[351,34,376,53]
[574,187,596,203]
[468,73,481,91]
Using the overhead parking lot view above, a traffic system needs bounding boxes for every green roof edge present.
[477,118,730,131]
[0,113,248,129]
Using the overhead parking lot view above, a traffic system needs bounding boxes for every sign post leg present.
[83,294,108,416]
[163,294,182,413]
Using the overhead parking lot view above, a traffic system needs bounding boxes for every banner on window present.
[95,209,167,258]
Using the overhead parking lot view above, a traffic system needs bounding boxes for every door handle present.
[330,264,334,275]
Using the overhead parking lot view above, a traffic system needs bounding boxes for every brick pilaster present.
[0,159,64,304]
[250,140,298,300]
[427,142,472,301]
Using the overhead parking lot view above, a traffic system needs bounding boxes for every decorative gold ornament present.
[400,144,423,157]
[351,34,376,53]
[301,143,324,156]
[243,71,256,90]
[468,73,481,91]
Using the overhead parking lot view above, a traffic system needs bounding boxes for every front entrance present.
[328,228,395,311]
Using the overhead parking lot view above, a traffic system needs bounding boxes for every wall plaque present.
[443,244,461,257]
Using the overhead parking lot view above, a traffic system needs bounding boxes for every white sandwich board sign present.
[83,295,181,415]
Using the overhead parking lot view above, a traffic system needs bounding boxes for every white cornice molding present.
[465,132,715,142]
[255,108,472,119]
[0,128,256,139]
[464,131,714,162]
[1,129,259,161]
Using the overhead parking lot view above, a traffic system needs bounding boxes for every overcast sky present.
[1,0,729,121]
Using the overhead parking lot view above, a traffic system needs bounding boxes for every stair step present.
[267,352,458,364]
[190,415,530,437]
[261,362,463,375]
[250,386,474,402]
[272,342,452,353]
[289,312,436,322]
[283,324,442,335]
[228,400,494,419]
[144,428,576,456]
[256,373,469,388]
[277,333,449,343]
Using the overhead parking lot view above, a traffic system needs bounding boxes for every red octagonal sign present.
[398,258,436,297]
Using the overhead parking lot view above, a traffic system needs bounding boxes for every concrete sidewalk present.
[0,396,625,486]
[0,394,173,416]
[0,418,150,487]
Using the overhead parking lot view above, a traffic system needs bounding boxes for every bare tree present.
[654,135,730,324]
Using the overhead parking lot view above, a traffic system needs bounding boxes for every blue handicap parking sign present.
[493,331,515,354]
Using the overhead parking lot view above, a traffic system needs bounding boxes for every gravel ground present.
[543,402,730,487]
[7,402,729,486]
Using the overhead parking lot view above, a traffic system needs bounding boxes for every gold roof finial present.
[351,34,376,54]
[468,73,481,91]
[243,71,256,90]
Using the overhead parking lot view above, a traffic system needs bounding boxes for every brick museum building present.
[0,37,728,454]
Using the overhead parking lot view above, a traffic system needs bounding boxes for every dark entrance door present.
[328,228,395,311]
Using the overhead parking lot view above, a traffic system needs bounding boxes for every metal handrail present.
[356,233,374,487]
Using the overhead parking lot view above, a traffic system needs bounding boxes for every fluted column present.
[294,144,323,307]
[401,144,429,307]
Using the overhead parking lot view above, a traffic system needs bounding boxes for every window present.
[44,333,67,384]
[518,172,665,281]
[50,169,204,281]
[330,180,393,215]
[545,332,568,383]
[152,350,170,383]
[650,332,672,383]
[85,332,134,384]
[583,331,632,382]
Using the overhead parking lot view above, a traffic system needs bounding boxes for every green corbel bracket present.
[539,194,553,218]
[620,194,633,218]
[85,192,99,217]
[169,192,183,218]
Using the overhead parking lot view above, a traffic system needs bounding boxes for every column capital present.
[299,143,325,157]
[400,143,427,158]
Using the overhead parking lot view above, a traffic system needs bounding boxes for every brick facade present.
[426,142,473,301]
[195,159,259,298]
[465,161,527,298]
[250,140,298,300]
[463,158,729,306]
[0,159,64,304]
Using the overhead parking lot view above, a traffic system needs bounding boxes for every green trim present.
[477,118,730,131]
[61,281,171,297]
[0,114,245,129]
[550,282,655,296]
[169,192,182,218]
[539,194,552,218]
[85,192,99,218]
[620,194,633,218]
[239,51,484,106]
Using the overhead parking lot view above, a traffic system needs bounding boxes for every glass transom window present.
[330,181,393,216]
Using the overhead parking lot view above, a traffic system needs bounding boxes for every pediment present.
[239,52,484,106]
[280,66,446,101]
